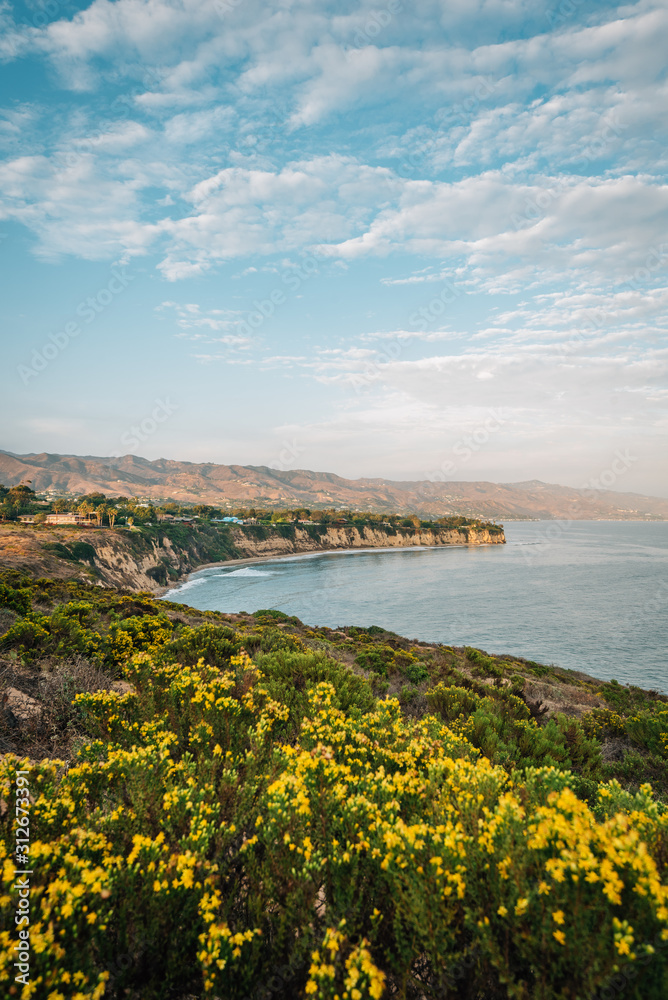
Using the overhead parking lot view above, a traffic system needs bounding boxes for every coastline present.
[158,540,504,598]
[159,544,433,597]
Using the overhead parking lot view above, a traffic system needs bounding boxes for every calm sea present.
[165,521,668,692]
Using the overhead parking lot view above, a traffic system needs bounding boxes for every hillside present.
[1,449,667,519]
[1,573,667,999]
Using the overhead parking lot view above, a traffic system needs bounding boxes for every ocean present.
[165,521,668,692]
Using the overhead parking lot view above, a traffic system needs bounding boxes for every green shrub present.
[426,682,480,721]
[253,609,301,625]
[0,582,32,616]
[0,604,101,661]
[160,622,241,668]
[465,646,505,679]
[354,645,393,676]
[402,660,430,684]
[399,684,419,705]
[44,541,78,561]
[256,649,375,727]
[4,665,664,999]
[70,541,97,564]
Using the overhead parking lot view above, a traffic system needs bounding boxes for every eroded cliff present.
[0,521,505,594]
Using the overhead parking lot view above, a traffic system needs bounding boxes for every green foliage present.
[399,683,419,705]
[427,681,603,778]
[0,604,101,661]
[146,564,168,585]
[426,682,480,721]
[402,660,430,684]
[601,677,668,714]
[44,541,79,561]
[465,646,505,679]
[70,541,97,564]
[160,622,241,668]
[2,659,667,1000]
[354,645,394,676]
[256,648,375,730]
[2,577,668,998]
[0,581,32,615]
[252,609,302,625]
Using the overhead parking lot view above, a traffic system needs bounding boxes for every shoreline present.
[159,541,501,598]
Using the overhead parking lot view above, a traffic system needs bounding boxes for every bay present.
[165,521,668,692]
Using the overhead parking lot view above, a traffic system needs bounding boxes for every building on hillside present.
[18,515,36,523]
[44,513,97,526]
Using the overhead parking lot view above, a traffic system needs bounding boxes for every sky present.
[0,0,667,496]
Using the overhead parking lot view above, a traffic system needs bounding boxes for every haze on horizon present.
[1,0,666,497]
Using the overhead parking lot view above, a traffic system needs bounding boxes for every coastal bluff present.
[226,522,504,562]
[0,520,505,594]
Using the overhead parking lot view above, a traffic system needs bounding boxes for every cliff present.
[226,523,502,561]
[0,521,505,593]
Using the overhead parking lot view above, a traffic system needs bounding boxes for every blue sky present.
[1,0,667,495]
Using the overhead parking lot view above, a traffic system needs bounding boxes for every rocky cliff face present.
[0,522,505,594]
[228,524,502,561]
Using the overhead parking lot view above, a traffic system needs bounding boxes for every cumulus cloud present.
[2,0,667,491]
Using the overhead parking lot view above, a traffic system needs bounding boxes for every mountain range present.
[1,449,667,520]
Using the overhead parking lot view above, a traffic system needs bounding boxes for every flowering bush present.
[1,646,667,999]
[1,576,667,997]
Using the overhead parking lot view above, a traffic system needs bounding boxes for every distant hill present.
[1,449,667,520]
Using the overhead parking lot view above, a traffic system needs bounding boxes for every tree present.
[8,485,36,511]
[77,501,95,523]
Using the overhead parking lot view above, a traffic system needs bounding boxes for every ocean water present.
[165,521,668,692]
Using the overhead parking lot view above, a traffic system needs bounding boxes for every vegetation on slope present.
[0,574,667,999]
[0,483,504,533]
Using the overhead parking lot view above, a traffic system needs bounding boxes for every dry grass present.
[522,679,604,719]
[0,656,115,761]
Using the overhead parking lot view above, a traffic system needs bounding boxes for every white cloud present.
[158,300,252,344]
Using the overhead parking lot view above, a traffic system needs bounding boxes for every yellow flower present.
[553,930,566,945]
[552,910,565,925]
[497,906,508,917]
